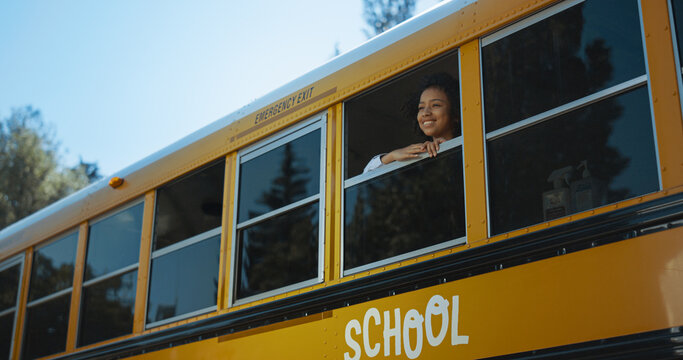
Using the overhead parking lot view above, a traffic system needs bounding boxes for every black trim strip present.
[57,193,683,359]
[483,327,683,359]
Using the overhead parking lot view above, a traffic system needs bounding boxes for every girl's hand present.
[381,143,427,164]
[424,137,447,157]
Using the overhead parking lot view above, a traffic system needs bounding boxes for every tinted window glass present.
[344,148,465,270]
[487,86,658,234]
[236,203,319,299]
[238,129,321,223]
[674,0,683,66]
[147,236,220,324]
[85,203,143,280]
[79,270,137,346]
[29,233,78,301]
[482,0,645,132]
[0,264,20,312]
[22,293,71,360]
[153,161,225,250]
[0,312,14,360]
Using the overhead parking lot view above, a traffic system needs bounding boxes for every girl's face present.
[417,87,454,140]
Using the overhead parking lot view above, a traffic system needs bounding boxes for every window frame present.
[229,112,327,306]
[23,228,79,359]
[0,254,24,360]
[341,51,468,276]
[77,198,143,346]
[81,198,143,287]
[25,229,79,308]
[145,160,225,329]
[479,0,662,236]
[145,228,221,328]
[145,230,221,328]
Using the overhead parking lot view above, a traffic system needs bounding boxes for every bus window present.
[0,256,23,360]
[78,201,143,346]
[232,116,325,304]
[23,231,78,359]
[146,161,224,327]
[343,50,466,274]
[482,0,659,235]
[153,162,224,251]
[672,0,683,98]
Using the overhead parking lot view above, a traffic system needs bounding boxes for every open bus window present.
[0,256,23,360]
[482,0,660,235]
[147,161,224,327]
[344,51,461,179]
[232,116,325,304]
[78,201,143,347]
[23,231,78,360]
[343,50,466,274]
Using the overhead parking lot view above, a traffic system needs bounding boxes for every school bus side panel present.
[128,228,683,359]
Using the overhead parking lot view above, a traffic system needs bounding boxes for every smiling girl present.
[363,72,460,173]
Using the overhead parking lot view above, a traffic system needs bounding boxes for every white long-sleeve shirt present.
[362,154,387,174]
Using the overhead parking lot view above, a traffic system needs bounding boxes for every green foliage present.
[0,106,101,229]
[363,0,416,37]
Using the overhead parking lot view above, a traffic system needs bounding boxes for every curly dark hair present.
[402,72,460,138]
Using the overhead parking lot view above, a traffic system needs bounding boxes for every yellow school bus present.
[1,0,683,359]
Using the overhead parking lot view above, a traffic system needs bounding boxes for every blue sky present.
[0,1,439,176]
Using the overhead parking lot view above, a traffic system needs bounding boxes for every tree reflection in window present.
[78,271,137,346]
[235,125,322,301]
[0,264,20,311]
[344,148,465,270]
[237,204,318,299]
[483,0,658,234]
[28,232,77,302]
[0,313,15,359]
[255,143,311,215]
[483,0,645,131]
[0,260,21,360]
[238,130,320,222]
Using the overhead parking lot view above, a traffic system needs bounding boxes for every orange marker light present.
[109,177,124,189]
